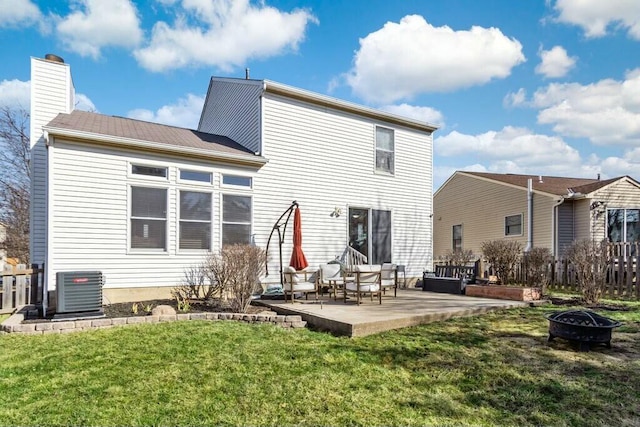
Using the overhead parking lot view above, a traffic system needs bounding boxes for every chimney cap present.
[44,53,65,63]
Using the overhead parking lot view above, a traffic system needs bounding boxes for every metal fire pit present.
[545,310,622,352]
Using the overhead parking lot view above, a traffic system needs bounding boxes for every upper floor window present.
[505,214,522,236]
[222,194,252,245]
[222,175,252,188]
[180,169,211,183]
[132,164,167,178]
[130,186,167,250]
[179,191,212,250]
[453,224,462,251]
[375,126,394,174]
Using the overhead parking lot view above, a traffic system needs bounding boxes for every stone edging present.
[0,305,307,335]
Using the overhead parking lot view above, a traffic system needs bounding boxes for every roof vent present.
[44,53,65,63]
[245,68,250,79]
[538,175,543,183]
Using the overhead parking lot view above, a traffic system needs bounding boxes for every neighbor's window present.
[179,191,212,250]
[180,169,211,183]
[132,164,167,178]
[607,209,640,243]
[375,126,394,174]
[131,187,167,249]
[505,214,522,236]
[222,175,252,187]
[452,224,462,251]
[222,194,252,245]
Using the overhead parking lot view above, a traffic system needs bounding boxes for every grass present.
[0,314,8,323]
[1,302,639,426]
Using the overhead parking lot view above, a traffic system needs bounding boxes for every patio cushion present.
[284,282,316,291]
[346,282,380,292]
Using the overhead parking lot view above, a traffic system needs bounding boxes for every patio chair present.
[318,263,344,300]
[282,266,318,303]
[344,264,382,304]
[380,262,397,297]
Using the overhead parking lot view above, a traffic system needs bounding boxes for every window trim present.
[221,174,253,189]
[128,185,169,253]
[178,190,213,251]
[375,126,395,175]
[452,224,462,251]
[504,213,523,237]
[129,163,169,181]
[178,169,212,185]
[220,193,253,246]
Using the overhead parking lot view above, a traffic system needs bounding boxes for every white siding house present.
[30,56,437,304]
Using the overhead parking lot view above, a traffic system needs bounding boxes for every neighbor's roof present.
[44,110,266,166]
[459,171,630,197]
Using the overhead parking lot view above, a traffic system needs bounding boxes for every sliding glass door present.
[348,207,391,264]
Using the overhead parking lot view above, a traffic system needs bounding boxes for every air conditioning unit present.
[56,271,104,316]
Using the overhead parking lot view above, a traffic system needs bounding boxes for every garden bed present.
[466,284,542,301]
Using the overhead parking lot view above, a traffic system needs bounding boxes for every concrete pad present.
[256,288,531,337]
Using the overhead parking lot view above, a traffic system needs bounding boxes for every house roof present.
[459,171,629,197]
[44,110,267,166]
[207,76,439,134]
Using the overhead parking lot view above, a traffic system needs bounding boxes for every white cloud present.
[535,45,576,78]
[0,0,41,28]
[379,104,444,128]
[504,88,528,108]
[54,0,143,58]
[0,79,30,109]
[134,0,317,72]
[532,68,640,146]
[344,15,525,104]
[433,126,604,180]
[127,93,205,128]
[554,0,640,40]
[74,93,96,112]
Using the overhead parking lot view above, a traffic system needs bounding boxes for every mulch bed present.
[103,299,268,318]
[550,296,632,312]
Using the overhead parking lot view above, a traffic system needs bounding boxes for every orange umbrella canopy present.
[289,206,308,270]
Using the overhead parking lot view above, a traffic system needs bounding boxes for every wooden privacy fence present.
[0,264,45,314]
[512,256,640,300]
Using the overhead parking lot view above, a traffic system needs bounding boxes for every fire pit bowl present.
[545,310,622,351]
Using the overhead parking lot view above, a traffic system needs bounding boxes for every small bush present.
[481,240,522,285]
[524,247,551,292]
[440,249,475,266]
[565,239,611,305]
[205,244,266,313]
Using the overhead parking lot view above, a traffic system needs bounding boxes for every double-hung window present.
[179,191,212,250]
[375,126,394,174]
[607,209,640,243]
[452,224,462,251]
[505,214,522,236]
[130,186,167,250]
[222,194,252,245]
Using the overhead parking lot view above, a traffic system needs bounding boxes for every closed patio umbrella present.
[289,206,308,270]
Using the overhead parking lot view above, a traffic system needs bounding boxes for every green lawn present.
[1,302,639,427]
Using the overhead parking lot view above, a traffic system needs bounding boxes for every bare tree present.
[0,106,30,263]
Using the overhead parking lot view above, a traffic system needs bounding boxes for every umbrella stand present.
[265,200,298,286]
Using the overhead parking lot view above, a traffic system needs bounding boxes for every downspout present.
[525,178,533,252]
[551,197,565,257]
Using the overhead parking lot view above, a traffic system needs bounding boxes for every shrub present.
[204,244,266,313]
[524,247,551,292]
[440,249,475,266]
[565,239,611,305]
[481,240,523,285]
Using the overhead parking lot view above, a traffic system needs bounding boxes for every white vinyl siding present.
[30,57,73,265]
[255,93,432,278]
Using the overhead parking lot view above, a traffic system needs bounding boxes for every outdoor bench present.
[422,263,478,295]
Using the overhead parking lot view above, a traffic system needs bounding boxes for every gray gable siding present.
[198,78,263,154]
[557,202,574,256]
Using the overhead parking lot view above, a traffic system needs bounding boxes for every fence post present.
[2,266,13,313]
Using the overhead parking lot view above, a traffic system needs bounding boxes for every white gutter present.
[42,126,269,167]
[525,178,533,252]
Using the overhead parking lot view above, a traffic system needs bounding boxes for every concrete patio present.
[256,288,534,337]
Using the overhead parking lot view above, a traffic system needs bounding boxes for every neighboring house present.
[434,171,640,259]
[30,55,437,304]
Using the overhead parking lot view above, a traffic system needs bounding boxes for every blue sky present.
[1,0,639,190]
